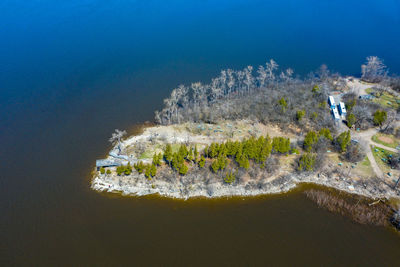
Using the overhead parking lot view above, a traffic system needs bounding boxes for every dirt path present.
[352,127,399,178]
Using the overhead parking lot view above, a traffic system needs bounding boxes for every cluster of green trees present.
[116,163,133,176]
[99,167,111,175]
[133,161,157,178]
[163,144,198,175]
[303,128,333,152]
[298,129,351,171]
[297,153,316,171]
[336,130,351,152]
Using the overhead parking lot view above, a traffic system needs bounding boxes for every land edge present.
[91,121,400,202]
[90,172,399,201]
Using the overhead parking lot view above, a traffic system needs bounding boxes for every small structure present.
[332,106,340,121]
[359,95,374,100]
[328,96,336,108]
[338,102,347,117]
[96,159,122,170]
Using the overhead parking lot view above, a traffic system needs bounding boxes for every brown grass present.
[378,135,394,144]
[304,189,393,227]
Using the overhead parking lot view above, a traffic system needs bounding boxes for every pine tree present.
[187,146,193,162]
[224,171,236,184]
[211,159,220,173]
[150,164,157,177]
[278,97,288,113]
[336,130,351,152]
[304,131,318,152]
[193,145,199,163]
[199,155,206,168]
[319,128,333,141]
[164,144,173,166]
[217,152,227,170]
[179,163,188,175]
[209,143,218,158]
[153,153,161,166]
[145,165,151,178]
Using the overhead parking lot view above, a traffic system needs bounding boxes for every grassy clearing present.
[354,156,374,177]
[365,88,400,109]
[374,93,400,109]
[371,133,399,149]
[365,88,374,94]
[370,145,396,173]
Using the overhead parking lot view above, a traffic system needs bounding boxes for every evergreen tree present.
[179,163,188,175]
[373,110,387,127]
[150,164,157,177]
[296,110,306,121]
[124,163,132,175]
[336,130,351,152]
[209,143,218,158]
[347,113,356,128]
[298,153,316,171]
[304,131,318,152]
[145,165,151,178]
[211,159,219,173]
[224,171,236,184]
[164,144,173,166]
[318,128,333,141]
[193,145,199,163]
[278,97,288,113]
[100,167,105,174]
[187,146,194,162]
[198,155,206,168]
[106,169,111,175]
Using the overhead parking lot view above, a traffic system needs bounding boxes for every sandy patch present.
[378,136,394,144]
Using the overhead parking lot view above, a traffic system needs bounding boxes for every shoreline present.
[91,114,400,202]
[91,168,400,201]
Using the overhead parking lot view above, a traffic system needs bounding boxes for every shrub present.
[224,171,236,184]
[106,169,111,175]
[296,110,306,121]
[100,167,105,174]
[344,143,365,163]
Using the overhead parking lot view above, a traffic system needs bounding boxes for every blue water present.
[1,1,400,265]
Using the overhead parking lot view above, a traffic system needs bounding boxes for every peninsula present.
[91,57,400,204]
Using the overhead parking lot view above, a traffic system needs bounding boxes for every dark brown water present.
[1,1,400,265]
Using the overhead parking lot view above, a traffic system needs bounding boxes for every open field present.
[372,133,400,149]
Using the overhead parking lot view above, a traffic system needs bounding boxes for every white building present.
[332,106,340,121]
[339,102,347,117]
[328,96,335,108]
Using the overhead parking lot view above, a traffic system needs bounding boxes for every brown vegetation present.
[304,188,393,227]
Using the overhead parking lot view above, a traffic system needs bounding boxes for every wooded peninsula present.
[91,57,400,217]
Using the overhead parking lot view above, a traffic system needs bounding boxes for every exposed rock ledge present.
[91,170,400,200]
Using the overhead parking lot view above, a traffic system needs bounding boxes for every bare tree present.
[109,129,127,153]
[361,56,388,83]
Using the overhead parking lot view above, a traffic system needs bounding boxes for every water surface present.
[1,0,400,265]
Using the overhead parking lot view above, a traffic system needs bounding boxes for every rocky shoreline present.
[91,170,400,201]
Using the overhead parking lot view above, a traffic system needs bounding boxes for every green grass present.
[371,133,399,149]
[364,88,400,109]
[370,145,396,173]
[365,88,374,94]
[361,156,371,167]
[374,92,400,109]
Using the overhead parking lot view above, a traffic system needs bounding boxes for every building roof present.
[96,159,122,168]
